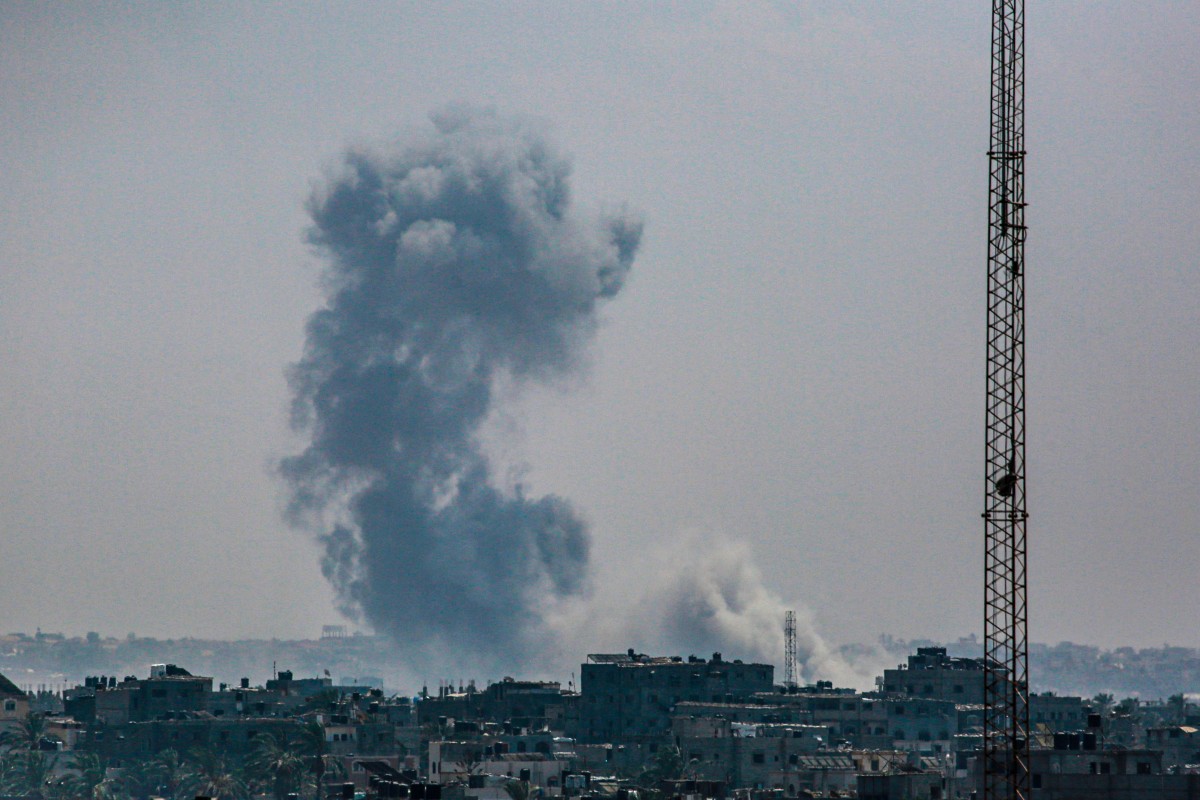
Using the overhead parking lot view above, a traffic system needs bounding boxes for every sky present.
[2,2,1199,681]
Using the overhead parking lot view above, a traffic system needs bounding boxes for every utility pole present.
[982,0,1030,798]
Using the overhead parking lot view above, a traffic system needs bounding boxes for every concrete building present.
[64,666,212,726]
[772,691,891,750]
[0,671,29,729]
[736,724,830,791]
[1146,725,1200,770]
[1029,694,1089,741]
[880,697,958,754]
[880,647,985,705]
[857,770,944,800]
[966,745,1182,798]
[418,679,569,733]
[578,651,773,745]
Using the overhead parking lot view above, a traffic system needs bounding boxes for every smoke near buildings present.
[281,108,641,671]
[611,534,869,687]
[281,107,861,683]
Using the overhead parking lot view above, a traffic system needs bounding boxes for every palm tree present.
[636,743,684,789]
[182,748,247,800]
[150,749,187,800]
[62,752,108,800]
[297,721,344,799]
[246,733,305,800]
[504,779,537,800]
[0,715,56,754]
[2,749,58,799]
[110,758,158,800]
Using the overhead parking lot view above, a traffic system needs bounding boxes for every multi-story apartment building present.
[880,647,985,705]
[578,651,773,744]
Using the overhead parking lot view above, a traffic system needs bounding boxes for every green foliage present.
[0,714,59,754]
[1114,697,1139,716]
[246,733,305,800]
[504,780,540,800]
[0,748,58,798]
[61,751,109,800]
[181,748,248,800]
[635,744,685,790]
[1091,693,1115,714]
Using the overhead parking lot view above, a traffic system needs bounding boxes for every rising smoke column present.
[625,535,874,688]
[281,109,641,669]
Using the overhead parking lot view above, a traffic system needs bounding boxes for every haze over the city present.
[2,2,1198,677]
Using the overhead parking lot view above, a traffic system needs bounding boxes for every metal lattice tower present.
[784,611,798,688]
[983,0,1030,798]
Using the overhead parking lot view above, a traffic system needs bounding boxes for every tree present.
[61,752,108,800]
[0,715,57,754]
[150,749,187,800]
[1092,693,1115,715]
[247,734,305,800]
[111,758,159,800]
[182,749,246,800]
[636,744,684,790]
[1,749,58,799]
[1168,693,1188,722]
[297,721,344,799]
[504,779,536,800]
[1114,697,1139,717]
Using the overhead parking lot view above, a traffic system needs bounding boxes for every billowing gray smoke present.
[281,109,641,671]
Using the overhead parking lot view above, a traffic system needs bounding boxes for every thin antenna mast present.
[784,610,798,689]
[982,0,1030,797]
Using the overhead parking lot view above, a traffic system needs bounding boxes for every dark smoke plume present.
[281,109,641,670]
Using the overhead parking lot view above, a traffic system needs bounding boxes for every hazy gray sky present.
[2,2,1198,678]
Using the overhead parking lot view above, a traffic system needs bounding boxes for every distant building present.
[418,678,569,732]
[857,769,944,800]
[1030,694,1089,741]
[1146,725,1200,770]
[578,650,773,744]
[880,647,985,705]
[265,669,333,699]
[64,665,211,726]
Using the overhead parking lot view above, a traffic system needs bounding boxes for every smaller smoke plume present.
[597,534,876,689]
[281,108,641,673]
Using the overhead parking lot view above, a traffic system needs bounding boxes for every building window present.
[752,753,765,764]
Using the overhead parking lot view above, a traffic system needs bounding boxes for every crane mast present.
[983,0,1029,798]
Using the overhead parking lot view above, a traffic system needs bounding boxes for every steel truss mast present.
[982,0,1030,798]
